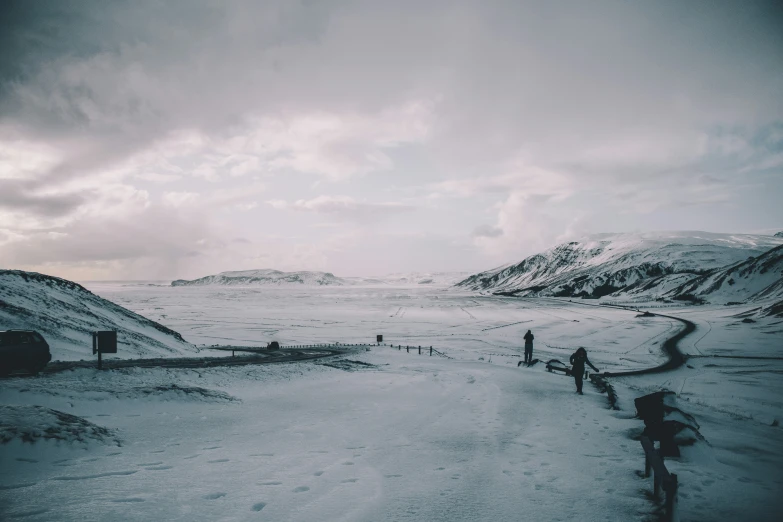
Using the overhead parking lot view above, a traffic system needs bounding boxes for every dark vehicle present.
[0,330,52,376]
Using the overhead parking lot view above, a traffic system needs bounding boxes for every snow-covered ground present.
[1,284,781,520]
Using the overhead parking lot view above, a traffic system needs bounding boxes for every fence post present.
[666,474,679,522]
[398,345,401,350]
[406,346,409,353]
[418,346,421,354]
[430,346,433,356]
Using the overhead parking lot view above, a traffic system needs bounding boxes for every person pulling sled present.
[569,347,598,395]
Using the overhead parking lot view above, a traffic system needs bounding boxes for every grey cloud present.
[0,179,85,217]
[0,205,207,266]
[472,225,503,238]
[269,195,415,223]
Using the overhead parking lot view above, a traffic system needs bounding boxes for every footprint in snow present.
[292,486,310,493]
[16,458,38,463]
[146,465,173,471]
[202,446,221,450]
[384,474,402,478]
[52,470,138,481]
[0,482,37,490]
[259,481,282,486]
[203,492,226,500]
[5,508,49,518]
[149,450,166,454]
[313,471,324,477]
[183,454,200,460]
[343,462,354,466]
[112,498,146,503]
[341,478,359,483]
[252,502,266,512]
[207,459,229,463]
[137,462,163,467]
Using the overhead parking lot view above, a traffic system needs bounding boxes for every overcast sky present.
[1,0,782,280]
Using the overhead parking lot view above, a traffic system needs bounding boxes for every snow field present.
[2,351,650,521]
[2,284,780,520]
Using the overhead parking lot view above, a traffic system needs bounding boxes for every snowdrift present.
[0,405,120,446]
[0,270,195,361]
[457,231,782,303]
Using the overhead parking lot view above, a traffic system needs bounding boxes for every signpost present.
[377,334,383,344]
[93,331,117,370]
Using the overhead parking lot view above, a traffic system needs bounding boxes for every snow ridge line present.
[19,347,364,376]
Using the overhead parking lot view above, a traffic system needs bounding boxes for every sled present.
[545,359,573,376]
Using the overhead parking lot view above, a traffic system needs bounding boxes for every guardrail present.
[389,344,453,359]
[640,435,679,522]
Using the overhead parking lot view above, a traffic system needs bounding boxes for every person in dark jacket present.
[569,347,598,394]
[523,330,534,364]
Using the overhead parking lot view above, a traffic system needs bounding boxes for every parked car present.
[0,330,52,376]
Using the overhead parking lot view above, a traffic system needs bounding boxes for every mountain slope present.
[457,232,783,301]
[172,269,348,286]
[667,244,783,304]
[0,270,195,361]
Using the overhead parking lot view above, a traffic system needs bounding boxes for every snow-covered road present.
[1,351,649,521]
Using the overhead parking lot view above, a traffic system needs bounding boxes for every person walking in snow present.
[523,329,534,364]
[569,347,599,395]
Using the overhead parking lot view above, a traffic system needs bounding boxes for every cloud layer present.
[1,1,781,278]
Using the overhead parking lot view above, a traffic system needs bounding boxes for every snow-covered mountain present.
[172,269,349,286]
[456,232,783,302]
[0,270,195,361]
[667,244,783,304]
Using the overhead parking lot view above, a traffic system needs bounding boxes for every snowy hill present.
[172,269,348,286]
[667,244,783,304]
[456,231,783,301]
[0,270,195,361]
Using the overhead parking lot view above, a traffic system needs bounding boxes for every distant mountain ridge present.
[0,270,195,361]
[172,269,470,287]
[172,269,348,286]
[456,231,783,304]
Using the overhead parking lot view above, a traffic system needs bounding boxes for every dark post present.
[666,474,678,522]
[407,346,409,353]
[418,346,421,354]
[430,346,433,356]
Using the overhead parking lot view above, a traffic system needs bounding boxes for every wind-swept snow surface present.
[0,271,195,361]
[1,354,654,521]
[457,231,783,302]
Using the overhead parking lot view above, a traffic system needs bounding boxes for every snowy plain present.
[1,283,781,521]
